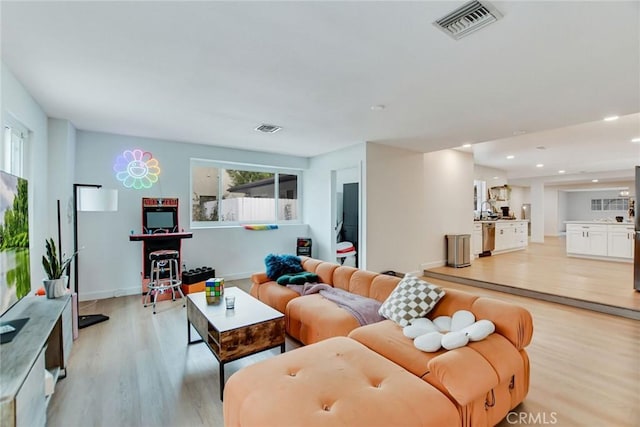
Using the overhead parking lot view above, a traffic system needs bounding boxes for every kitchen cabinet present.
[566,224,607,256]
[607,224,634,259]
[565,222,634,260]
[493,220,528,252]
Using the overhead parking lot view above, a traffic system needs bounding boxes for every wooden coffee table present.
[186,287,285,400]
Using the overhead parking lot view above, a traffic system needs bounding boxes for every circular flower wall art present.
[114,149,161,189]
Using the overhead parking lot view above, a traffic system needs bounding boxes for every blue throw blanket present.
[287,283,384,326]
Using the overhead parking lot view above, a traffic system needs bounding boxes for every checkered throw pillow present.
[378,275,445,327]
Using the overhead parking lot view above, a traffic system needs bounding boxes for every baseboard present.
[78,274,253,301]
[79,286,141,302]
[420,260,446,271]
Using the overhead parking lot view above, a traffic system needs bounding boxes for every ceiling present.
[1,1,639,185]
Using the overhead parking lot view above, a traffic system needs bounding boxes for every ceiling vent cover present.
[433,0,503,40]
[255,124,282,133]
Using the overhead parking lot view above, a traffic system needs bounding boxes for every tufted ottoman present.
[223,336,460,427]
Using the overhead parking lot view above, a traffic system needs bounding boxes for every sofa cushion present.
[332,266,358,291]
[315,262,340,284]
[252,282,300,314]
[378,275,445,327]
[369,274,401,303]
[264,254,303,280]
[428,288,533,350]
[349,320,442,378]
[286,294,362,344]
[223,337,460,427]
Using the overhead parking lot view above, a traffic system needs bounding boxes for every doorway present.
[333,167,360,267]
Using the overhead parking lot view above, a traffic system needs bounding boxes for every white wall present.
[47,119,76,258]
[304,143,365,265]
[365,143,425,274]
[564,188,633,221]
[74,130,309,300]
[544,187,559,236]
[557,190,569,232]
[423,149,475,269]
[508,186,526,219]
[1,63,49,289]
[530,182,545,243]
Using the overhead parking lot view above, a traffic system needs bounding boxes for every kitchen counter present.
[472,220,528,256]
[474,219,529,223]
[565,220,633,225]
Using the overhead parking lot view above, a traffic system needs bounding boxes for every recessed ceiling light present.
[558,170,566,174]
[513,130,527,136]
[592,179,599,183]
[632,137,640,143]
[536,164,544,168]
[506,155,515,159]
[536,146,546,150]
[603,115,619,122]
[370,104,386,111]
[493,176,500,179]
[462,143,472,148]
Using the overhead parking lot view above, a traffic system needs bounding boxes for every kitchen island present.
[565,221,634,262]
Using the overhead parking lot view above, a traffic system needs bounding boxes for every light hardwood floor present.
[426,236,640,318]
[48,279,639,427]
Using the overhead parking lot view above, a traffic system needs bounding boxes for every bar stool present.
[143,249,185,314]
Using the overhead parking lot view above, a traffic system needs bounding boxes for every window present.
[2,122,27,177]
[591,198,628,211]
[191,160,301,226]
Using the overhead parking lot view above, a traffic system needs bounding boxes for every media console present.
[0,294,72,427]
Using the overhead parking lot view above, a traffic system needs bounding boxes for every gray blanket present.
[287,283,384,326]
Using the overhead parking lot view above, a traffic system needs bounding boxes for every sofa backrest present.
[428,288,533,350]
[299,257,532,349]
[301,257,401,303]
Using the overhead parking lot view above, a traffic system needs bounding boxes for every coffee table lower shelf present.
[186,288,285,400]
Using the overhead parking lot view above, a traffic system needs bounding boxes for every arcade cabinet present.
[129,198,192,301]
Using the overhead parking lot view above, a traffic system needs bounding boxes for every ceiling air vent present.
[255,124,282,133]
[433,0,503,40]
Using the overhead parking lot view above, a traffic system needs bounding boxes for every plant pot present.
[43,276,69,299]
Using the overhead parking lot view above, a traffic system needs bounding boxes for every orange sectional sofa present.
[228,257,534,427]
[250,256,399,344]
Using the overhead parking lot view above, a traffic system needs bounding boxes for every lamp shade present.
[76,188,118,212]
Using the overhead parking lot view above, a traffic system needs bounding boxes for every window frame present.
[2,118,28,178]
[591,197,628,212]
[190,158,302,228]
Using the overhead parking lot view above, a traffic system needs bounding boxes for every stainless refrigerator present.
[635,166,640,291]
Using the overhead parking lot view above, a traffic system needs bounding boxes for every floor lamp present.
[74,183,119,329]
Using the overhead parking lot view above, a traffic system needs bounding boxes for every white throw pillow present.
[409,310,497,353]
[403,318,439,339]
[414,331,444,352]
[378,275,445,327]
[441,331,469,350]
[462,319,496,341]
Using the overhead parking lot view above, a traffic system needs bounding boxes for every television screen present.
[145,211,175,230]
[0,170,31,316]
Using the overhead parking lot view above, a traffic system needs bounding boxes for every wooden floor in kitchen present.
[425,236,639,317]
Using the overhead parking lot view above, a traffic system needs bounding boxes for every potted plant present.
[42,238,76,298]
